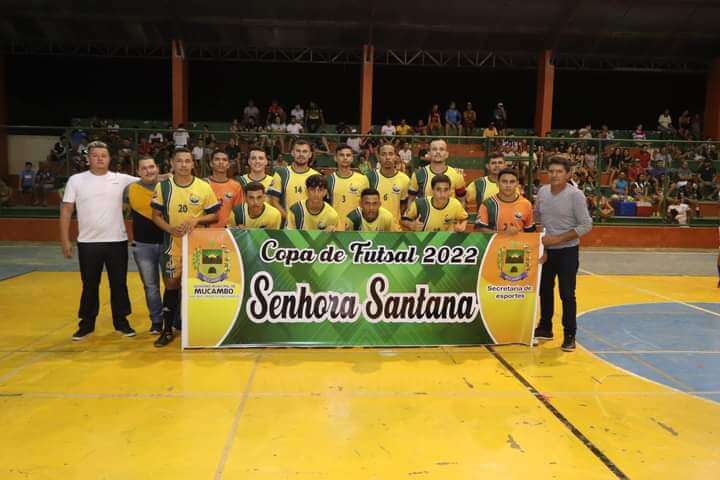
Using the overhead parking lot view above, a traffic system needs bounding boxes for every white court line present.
[579,267,720,319]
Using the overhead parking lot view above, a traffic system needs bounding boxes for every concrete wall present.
[7,135,57,174]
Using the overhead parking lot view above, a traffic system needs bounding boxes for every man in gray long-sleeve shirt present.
[533,157,593,352]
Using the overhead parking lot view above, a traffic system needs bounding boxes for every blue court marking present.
[578,303,720,402]
[0,265,34,281]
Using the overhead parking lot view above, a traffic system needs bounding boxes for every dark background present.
[6,55,707,130]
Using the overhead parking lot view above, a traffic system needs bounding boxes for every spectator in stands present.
[148,129,164,144]
[291,104,305,124]
[678,110,691,139]
[677,161,692,181]
[606,147,623,184]
[137,136,152,157]
[444,102,461,136]
[462,102,477,136]
[269,115,287,155]
[414,119,428,138]
[599,124,614,140]
[583,146,598,175]
[172,123,190,149]
[357,153,373,175]
[697,158,717,199]
[598,195,614,221]
[306,101,325,133]
[243,99,260,124]
[627,158,644,182]
[667,196,690,225]
[428,104,443,136]
[690,113,703,140]
[633,145,651,170]
[116,138,134,174]
[398,141,413,172]
[286,116,304,141]
[229,118,240,141]
[657,109,675,137]
[483,122,498,138]
[192,140,205,171]
[18,162,36,205]
[492,102,507,132]
[632,124,646,141]
[201,125,216,147]
[71,128,88,148]
[381,120,397,142]
[612,171,629,201]
[396,119,413,137]
[267,99,286,125]
[225,137,240,176]
[52,136,68,164]
[578,124,593,139]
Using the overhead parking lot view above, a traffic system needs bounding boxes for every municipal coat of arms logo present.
[192,245,231,283]
[497,242,531,282]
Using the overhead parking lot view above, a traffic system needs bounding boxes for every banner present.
[182,229,542,348]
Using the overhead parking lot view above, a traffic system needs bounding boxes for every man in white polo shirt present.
[60,141,139,340]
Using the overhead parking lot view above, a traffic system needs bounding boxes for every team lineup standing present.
[61,137,591,349]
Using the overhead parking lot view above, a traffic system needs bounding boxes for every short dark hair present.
[497,168,519,181]
[244,181,265,194]
[429,138,448,147]
[335,144,354,155]
[431,174,451,189]
[173,147,191,156]
[360,188,380,199]
[137,155,155,163]
[25,162,32,166]
[248,147,267,157]
[211,149,227,159]
[305,174,327,189]
[292,139,314,151]
[547,156,571,172]
[487,152,505,162]
[378,143,396,152]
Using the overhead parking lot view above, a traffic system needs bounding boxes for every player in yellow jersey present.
[151,148,219,347]
[327,144,369,220]
[408,138,466,205]
[206,150,244,227]
[267,139,320,219]
[345,188,398,232]
[402,174,468,232]
[466,152,505,207]
[228,182,282,229]
[475,169,535,234]
[237,148,274,192]
[366,143,410,224]
[287,174,339,231]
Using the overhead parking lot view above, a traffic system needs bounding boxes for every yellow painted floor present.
[0,271,718,479]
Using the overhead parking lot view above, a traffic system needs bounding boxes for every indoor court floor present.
[0,243,718,479]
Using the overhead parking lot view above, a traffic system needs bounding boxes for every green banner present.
[183,228,541,348]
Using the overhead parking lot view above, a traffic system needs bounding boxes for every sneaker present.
[561,334,576,352]
[116,326,137,337]
[149,324,162,335]
[72,326,94,341]
[533,327,554,341]
[154,331,174,348]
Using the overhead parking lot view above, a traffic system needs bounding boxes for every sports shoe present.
[116,326,136,337]
[149,324,162,335]
[72,326,94,341]
[154,331,175,348]
[561,334,576,352]
[533,327,554,341]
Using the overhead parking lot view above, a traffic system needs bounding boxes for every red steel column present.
[703,58,720,140]
[359,45,374,135]
[172,40,189,128]
[534,50,555,137]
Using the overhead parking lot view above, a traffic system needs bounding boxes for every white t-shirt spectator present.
[107,123,120,134]
[192,145,204,161]
[346,136,361,153]
[658,114,672,129]
[173,128,190,147]
[270,122,286,133]
[668,203,690,224]
[399,148,412,165]
[291,108,304,123]
[148,132,164,143]
[286,123,303,135]
[381,125,396,137]
[63,171,138,243]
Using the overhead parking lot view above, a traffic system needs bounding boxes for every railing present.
[2,124,718,225]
